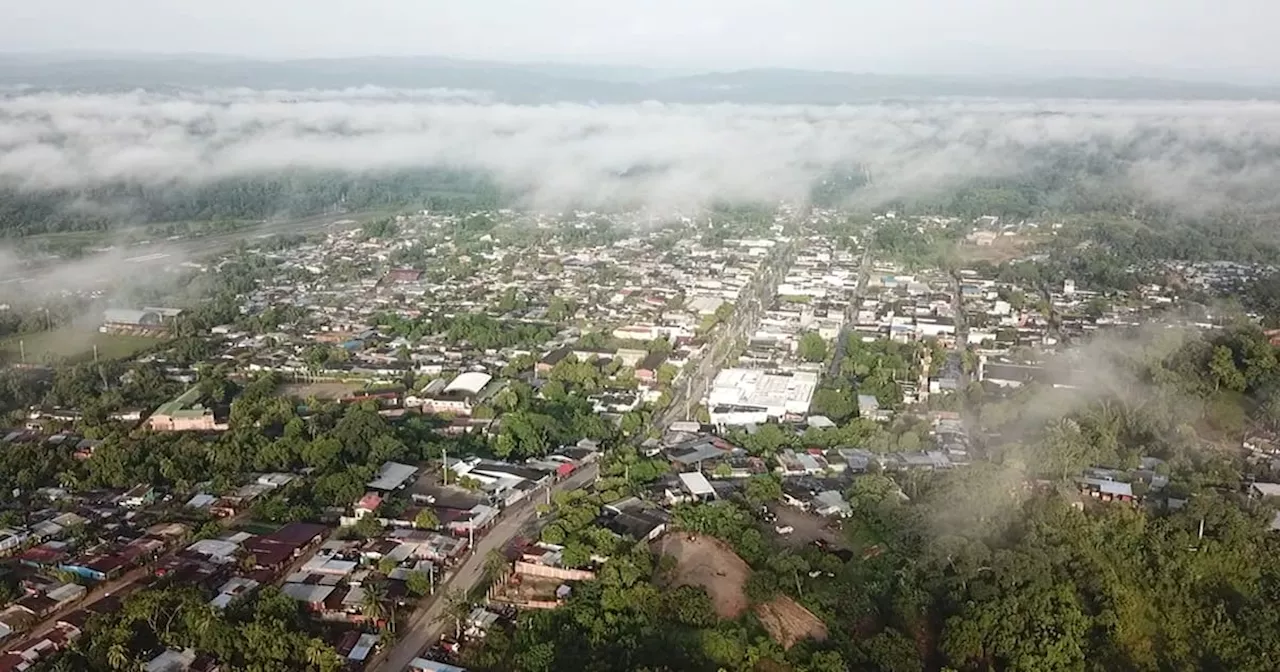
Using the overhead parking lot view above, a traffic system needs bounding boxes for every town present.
[0,203,1277,672]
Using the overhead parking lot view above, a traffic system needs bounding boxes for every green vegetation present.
[43,585,344,671]
[0,168,504,235]
[0,328,159,365]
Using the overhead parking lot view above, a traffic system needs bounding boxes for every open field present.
[654,532,751,619]
[654,531,831,649]
[0,327,159,364]
[769,505,846,549]
[755,595,829,650]
[277,381,366,400]
[956,234,1037,263]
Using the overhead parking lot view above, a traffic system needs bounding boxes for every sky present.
[3,0,1278,81]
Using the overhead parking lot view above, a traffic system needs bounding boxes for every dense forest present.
[0,168,505,235]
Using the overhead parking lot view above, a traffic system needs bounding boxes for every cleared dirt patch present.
[769,505,846,549]
[278,381,364,400]
[653,532,750,619]
[957,235,1036,263]
[755,595,829,650]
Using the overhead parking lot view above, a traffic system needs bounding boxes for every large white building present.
[706,368,818,425]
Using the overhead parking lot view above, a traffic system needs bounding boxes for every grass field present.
[277,381,366,400]
[0,327,160,364]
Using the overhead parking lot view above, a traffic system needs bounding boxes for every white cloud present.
[3,90,1280,212]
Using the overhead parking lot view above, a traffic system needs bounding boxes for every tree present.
[406,570,432,597]
[798,332,829,363]
[1210,345,1246,392]
[413,509,440,530]
[362,579,390,631]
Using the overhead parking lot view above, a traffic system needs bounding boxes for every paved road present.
[373,463,600,672]
[828,244,874,378]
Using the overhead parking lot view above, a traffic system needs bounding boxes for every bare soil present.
[277,381,364,400]
[653,532,751,619]
[769,505,846,549]
[957,235,1036,263]
[755,595,829,650]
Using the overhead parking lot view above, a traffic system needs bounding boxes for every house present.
[858,395,890,422]
[0,528,29,556]
[602,498,669,541]
[368,462,419,491]
[634,351,667,384]
[145,648,197,672]
[776,449,829,476]
[812,491,852,517]
[671,471,716,503]
[408,659,467,672]
[354,492,383,518]
[120,484,157,508]
[1079,478,1135,503]
[147,386,228,432]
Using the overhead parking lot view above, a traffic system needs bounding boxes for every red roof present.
[556,463,576,476]
[265,522,327,547]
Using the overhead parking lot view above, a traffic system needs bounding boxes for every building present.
[675,471,716,502]
[147,387,228,432]
[408,659,467,672]
[367,462,419,491]
[119,484,156,508]
[707,368,817,425]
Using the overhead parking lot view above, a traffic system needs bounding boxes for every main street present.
[828,243,874,378]
[658,228,801,431]
[373,462,600,672]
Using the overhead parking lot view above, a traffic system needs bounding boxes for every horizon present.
[7,0,1280,86]
[1,49,1277,89]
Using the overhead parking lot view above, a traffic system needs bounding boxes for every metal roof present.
[367,461,418,490]
[677,471,715,497]
[444,372,492,396]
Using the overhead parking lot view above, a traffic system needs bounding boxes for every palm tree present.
[433,589,471,640]
[361,579,389,631]
[107,643,130,671]
[305,638,344,671]
[484,549,510,583]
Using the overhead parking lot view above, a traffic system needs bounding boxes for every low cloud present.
[3,89,1280,212]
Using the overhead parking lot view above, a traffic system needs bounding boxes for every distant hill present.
[1,54,1278,102]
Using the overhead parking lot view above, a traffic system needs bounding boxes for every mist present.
[4,89,1280,214]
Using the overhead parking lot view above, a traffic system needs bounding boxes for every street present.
[372,463,600,672]
[658,223,802,431]
[828,243,873,378]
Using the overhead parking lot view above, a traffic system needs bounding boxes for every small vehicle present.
[775,525,794,535]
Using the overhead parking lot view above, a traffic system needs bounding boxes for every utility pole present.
[442,446,448,485]
[18,340,24,365]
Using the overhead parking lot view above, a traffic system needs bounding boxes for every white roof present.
[47,583,86,603]
[444,372,492,396]
[368,461,418,490]
[348,633,380,662]
[185,493,217,509]
[1253,482,1280,497]
[678,471,715,497]
[281,583,335,603]
[146,649,197,672]
[185,538,240,562]
[708,368,817,417]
